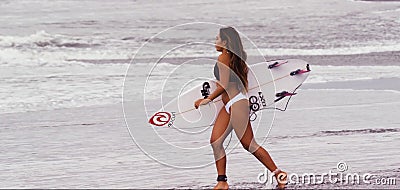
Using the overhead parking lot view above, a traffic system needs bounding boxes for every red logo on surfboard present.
[149,112,171,126]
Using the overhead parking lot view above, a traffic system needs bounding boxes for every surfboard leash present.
[266,64,311,112]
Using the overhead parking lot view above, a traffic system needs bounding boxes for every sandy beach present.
[1,74,399,188]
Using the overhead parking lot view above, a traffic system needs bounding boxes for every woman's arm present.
[194,54,231,109]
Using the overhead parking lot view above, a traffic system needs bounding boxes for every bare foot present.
[275,170,287,189]
[213,181,229,190]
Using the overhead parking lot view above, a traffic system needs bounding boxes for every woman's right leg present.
[210,107,232,189]
[230,99,287,189]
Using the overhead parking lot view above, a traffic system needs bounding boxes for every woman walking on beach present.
[194,26,287,189]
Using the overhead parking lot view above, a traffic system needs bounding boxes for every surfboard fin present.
[275,91,297,102]
[268,60,288,69]
[290,64,311,76]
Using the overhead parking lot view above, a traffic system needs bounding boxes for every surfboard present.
[148,59,310,129]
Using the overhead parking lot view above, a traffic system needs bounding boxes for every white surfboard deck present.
[148,59,310,129]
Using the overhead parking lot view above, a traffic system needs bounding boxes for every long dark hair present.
[219,26,248,92]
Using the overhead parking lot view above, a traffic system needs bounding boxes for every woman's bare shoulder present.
[217,53,230,66]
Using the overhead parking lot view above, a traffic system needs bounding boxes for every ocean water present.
[1,0,400,188]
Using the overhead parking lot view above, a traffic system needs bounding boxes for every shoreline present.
[1,75,399,116]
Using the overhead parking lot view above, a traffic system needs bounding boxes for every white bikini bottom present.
[225,92,248,114]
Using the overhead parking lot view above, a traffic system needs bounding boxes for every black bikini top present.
[213,62,239,82]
